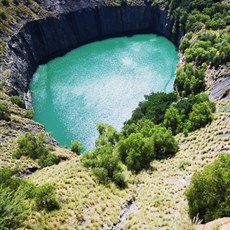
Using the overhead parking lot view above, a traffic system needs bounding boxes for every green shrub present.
[15,132,58,167]
[163,94,215,134]
[38,153,59,168]
[119,124,178,172]
[10,96,24,107]
[0,102,10,120]
[82,145,126,187]
[13,0,19,5]
[1,0,9,7]
[95,123,122,147]
[15,132,49,160]
[32,184,60,211]
[0,187,28,230]
[150,126,179,159]
[126,92,177,125]
[0,11,6,20]
[188,102,214,131]
[175,63,206,97]
[163,106,182,135]
[185,154,230,223]
[24,109,34,119]
[123,119,155,138]
[0,168,22,190]
[118,133,154,172]
[70,140,83,154]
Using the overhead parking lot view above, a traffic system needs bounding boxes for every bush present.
[70,140,83,154]
[15,132,49,160]
[119,124,178,172]
[1,0,9,7]
[185,154,230,223]
[150,126,179,159]
[24,109,34,119]
[0,102,10,120]
[0,187,28,230]
[163,106,182,135]
[175,63,206,97]
[0,11,6,20]
[38,153,59,168]
[0,168,21,190]
[15,132,58,167]
[118,133,154,172]
[126,92,177,125]
[13,0,19,5]
[188,101,214,131]
[32,183,60,211]
[82,145,126,187]
[163,94,215,134]
[95,123,122,147]
[10,96,24,108]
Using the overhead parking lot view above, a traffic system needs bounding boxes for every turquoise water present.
[31,34,178,149]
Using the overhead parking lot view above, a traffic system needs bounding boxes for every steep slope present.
[25,106,229,229]
[0,0,229,229]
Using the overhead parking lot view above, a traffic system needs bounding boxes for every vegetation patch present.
[186,154,230,223]
[15,132,59,168]
[0,167,59,230]
[0,102,10,120]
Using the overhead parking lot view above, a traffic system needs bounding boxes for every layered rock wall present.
[4,5,180,97]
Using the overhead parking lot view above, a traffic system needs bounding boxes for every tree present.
[123,119,155,138]
[163,106,182,135]
[10,96,24,108]
[0,102,10,120]
[0,187,28,230]
[118,133,154,172]
[82,145,126,187]
[189,101,213,131]
[185,154,230,223]
[126,92,177,125]
[15,132,49,160]
[15,132,59,167]
[95,123,122,147]
[0,168,22,190]
[150,126,179,159]
[32,184,60,211]
[179,37,190,51]
[70,140,83,154]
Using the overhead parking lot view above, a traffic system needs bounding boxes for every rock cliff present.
[2,2,181,98]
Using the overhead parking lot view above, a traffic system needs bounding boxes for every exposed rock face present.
[198,217,230,230]
[3,3,181,98]
[206,63,230,100]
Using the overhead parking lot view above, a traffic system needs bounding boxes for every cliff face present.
[4,4,180,98]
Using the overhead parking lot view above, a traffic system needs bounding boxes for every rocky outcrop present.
[2,2,181,98]
[198,217,230,230]
[206,63,230,100]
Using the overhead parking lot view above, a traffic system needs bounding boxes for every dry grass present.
[0,91,74,172]
[117,111,230,230]
[17,109,229,230]
[26,156,136,230]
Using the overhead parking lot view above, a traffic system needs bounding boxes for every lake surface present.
[31,34,178,149]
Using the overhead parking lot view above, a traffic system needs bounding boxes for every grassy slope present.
[121,110,230,229]
[26,104,229,229]
[0,90,74,172]
[26,157,136,230]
